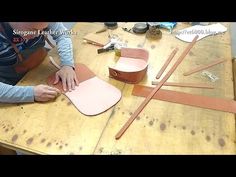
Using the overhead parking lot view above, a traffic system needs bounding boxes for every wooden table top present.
[0,22,234,154]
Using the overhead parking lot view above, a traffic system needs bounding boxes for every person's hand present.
[53,65,79,92]
[34,85,61,102]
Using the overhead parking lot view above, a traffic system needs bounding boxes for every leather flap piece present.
[47,63,121,116]
[47,63,96,92]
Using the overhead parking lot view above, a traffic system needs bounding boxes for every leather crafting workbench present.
[0,22,235,154]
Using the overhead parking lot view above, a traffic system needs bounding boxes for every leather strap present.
[156,48,178,79]
[47,63,96,93]
[132,85,236,114]
[44,35,55,48]
[9,42,24,62]
[115,35,199,140]
[183,58,226,76]
[152,81,214,89]
[0,23,24,62]
[0,23,54,73]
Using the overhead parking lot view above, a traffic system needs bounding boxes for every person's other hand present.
[34,85,61,102]
[53,66,79,92]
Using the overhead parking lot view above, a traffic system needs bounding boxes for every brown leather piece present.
[156,48,179,79]
[47,63,96,92]
[115,35,199,140]
[0,24,49,73]
[156,48,178,79]
[45,35,56,48]
[152,81,214,89]
[183,58,226,76]
[120,47,149,60]
[132,85,236,114]
[0,145,16,155]
[14,47,47,73]
[109,48,149,84]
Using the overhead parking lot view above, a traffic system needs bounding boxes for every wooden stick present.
[183,59,226,76]
[115,35,199,140]
[156,48,179,79]
[152,81,214,89]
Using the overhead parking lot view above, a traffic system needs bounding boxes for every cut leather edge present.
[47,63,122,116]
[132,85,236,114]
[109,47,149,84]
[65,77,122,116]
[152,81,214,89]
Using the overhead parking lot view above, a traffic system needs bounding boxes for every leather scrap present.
[132,85,236,114]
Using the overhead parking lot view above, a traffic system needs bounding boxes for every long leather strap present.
[156,48,178,79]
[115,35,199,140]
[183,58,226,76]
[152,81,214,89]
[132,85,236,114]
[10,42,24,62]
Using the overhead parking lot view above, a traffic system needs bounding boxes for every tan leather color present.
[109,48,149,84]
[47,63,96,93]
[0,23,48,73]
[132,85,236,114]
[152,81,214,89]
[14,47,47,73]
[47,63,121,116]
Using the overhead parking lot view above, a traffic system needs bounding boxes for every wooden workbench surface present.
[0,22,235,154]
